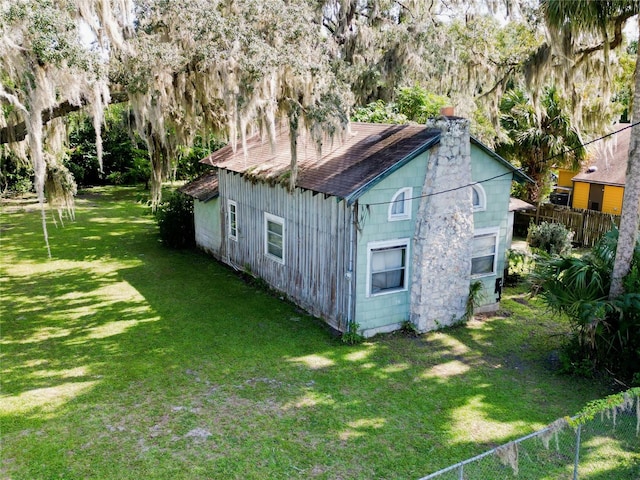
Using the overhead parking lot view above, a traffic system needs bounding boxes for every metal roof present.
[572,125,631,187]
[179,170,219,202]
[197,122,526,203]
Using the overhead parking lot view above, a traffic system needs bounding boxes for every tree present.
[0,0,349,255]
[497,86,586,204]
[1,0,635,259]
[542,0,640,298]
[351,86,449,124]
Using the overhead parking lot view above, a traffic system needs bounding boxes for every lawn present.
[0,187,611,480]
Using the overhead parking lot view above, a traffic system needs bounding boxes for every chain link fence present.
[418,388,640,480]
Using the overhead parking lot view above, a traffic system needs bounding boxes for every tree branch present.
[0,91,129,145]
[574,11,635,61]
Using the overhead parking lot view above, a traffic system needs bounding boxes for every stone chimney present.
[410,116,473,331]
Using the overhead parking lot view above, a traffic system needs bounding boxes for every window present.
[264,213,285,263]
[388,187,412,221]
[367,239,410,296]
[471,230,498,276]
[471,184,486,211]
[228,200,238,240]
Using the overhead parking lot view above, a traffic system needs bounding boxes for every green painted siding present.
[354,152,429,332]
[194,198,221,254]
[470,146,513,304]
[353,145,514,333]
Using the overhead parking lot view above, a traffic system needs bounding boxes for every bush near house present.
[155,190,195,249]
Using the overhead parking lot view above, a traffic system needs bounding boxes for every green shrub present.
[341,321,364,345]
[527,221,573,255]
[531,228,640,384]
[1,152,33,197]
[155,191,195,249]
[505,249,534,285]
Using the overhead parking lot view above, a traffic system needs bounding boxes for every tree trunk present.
[609,36,640,299]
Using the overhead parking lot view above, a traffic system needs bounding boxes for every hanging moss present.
[495,441,519,475]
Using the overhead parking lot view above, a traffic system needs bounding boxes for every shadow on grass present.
[1,187,613,480]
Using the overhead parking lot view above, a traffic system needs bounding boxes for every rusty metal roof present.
[572,125,631,187]
[179,170,219,202]
[202,123,440,202]
[196,122,527,203]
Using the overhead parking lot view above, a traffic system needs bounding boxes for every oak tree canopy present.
[1,0,637,256]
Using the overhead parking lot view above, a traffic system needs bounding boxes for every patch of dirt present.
[513,296,529,306]
[184,428,212,442]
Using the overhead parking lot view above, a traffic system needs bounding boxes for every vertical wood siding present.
[217,170,352,331]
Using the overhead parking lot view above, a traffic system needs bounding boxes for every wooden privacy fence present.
[514,204,620,248]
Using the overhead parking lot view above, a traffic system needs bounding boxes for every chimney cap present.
[440,106,455,117]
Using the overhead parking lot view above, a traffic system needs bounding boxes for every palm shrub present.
[155,191,195,249]
[531,228,640,384]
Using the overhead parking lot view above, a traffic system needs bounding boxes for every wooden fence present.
[514,204,620,248]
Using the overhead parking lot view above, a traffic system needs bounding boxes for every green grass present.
[0,187,619,479]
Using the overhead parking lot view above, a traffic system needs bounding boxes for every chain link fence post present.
[572,423,582,480]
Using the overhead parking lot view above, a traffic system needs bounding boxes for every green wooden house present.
[182,120,529,336]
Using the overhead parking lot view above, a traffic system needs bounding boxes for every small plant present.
[505,249,534,285]
[155,190,195,248]
[341,321,364,345]
[400,320,420,337]
[462,280,485,323]
[527,221,573,255]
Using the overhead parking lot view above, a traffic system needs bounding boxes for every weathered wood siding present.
[217,171,353,331]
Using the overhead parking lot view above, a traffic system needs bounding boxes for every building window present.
[367,239,410,296]
[472,184,486,212]
[228,200,238,240]
[388,187,412,221]
[264,213,285,263]
[471,230,498,276]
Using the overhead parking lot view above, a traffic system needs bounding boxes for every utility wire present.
[362,121,639,208]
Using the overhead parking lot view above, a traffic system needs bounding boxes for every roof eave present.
[572,178,625,187]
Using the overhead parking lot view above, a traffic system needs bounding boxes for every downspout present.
[346,201,357,330]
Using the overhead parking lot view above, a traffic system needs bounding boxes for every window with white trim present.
[264,213,285,263]
[367,239,410,296]
[228,200,238,240]
[388,187,412,221]
[471,184,486,211]
[471,230,498,276]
